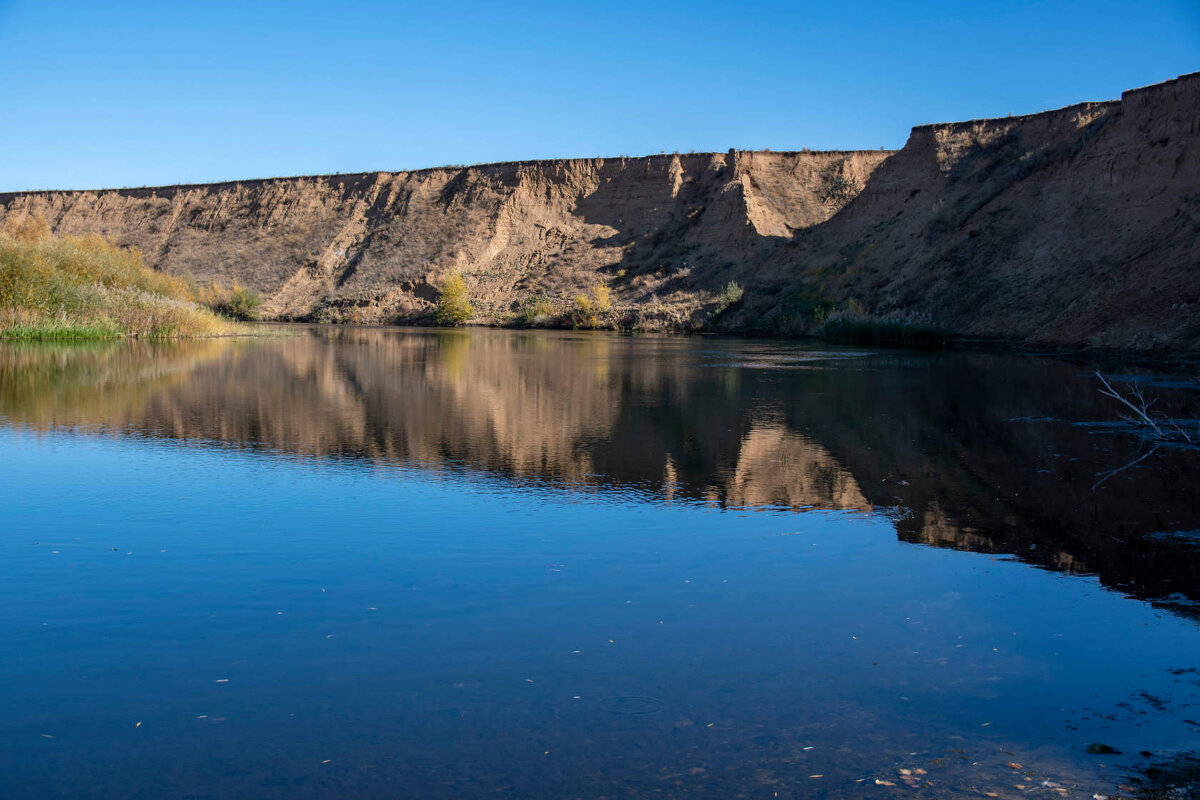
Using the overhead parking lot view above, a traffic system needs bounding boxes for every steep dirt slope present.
[738,73,1200,351]
[0,72,1196,351]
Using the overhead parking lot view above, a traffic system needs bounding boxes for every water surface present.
[1,327,1198,799]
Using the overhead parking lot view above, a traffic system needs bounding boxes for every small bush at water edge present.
[571,293,598,329]
[516,296,556,327]
[435,273,474,326]
[197,280,263,320]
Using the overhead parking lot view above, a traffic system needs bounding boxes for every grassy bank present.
[0,218,243,340]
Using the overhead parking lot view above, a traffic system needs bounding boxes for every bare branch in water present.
[1095,371,1195,445]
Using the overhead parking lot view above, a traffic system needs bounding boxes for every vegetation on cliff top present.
[0,216,244,340]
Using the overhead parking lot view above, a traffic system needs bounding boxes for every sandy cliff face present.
[1,73,1197,351]
[0,150,889,327]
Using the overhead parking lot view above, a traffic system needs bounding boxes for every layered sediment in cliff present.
[0,150,889,328]
[1,73,1197,351]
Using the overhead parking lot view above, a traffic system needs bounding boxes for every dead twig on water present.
[1095,371,1196,445]
[1091,371,1199,490]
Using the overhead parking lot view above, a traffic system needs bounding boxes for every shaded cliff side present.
[743,72,1200,352]
[1,73,1197,352]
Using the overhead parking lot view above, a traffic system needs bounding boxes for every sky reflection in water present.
[0,327,1197,799]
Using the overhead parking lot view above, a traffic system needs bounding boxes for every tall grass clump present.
[434,272,474,326]
[571,282,614,329]
[571,293,598,329]
[0,218,238,340]
[817,309,951,349]
[516,295,555,327]
[591,282,612,314]
[197,280,263,320]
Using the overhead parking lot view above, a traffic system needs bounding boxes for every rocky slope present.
[1,73,1197,352]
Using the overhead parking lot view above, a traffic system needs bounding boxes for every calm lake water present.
[1,326,1198,799]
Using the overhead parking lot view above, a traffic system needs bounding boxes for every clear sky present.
[0,0,1196,191]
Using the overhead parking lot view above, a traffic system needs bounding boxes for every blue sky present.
[0,0,1196,191]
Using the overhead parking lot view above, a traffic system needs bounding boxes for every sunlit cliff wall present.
[0,150,890,327]
[1,73,1198,351]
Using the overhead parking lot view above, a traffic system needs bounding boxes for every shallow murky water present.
[1,326,1198,799]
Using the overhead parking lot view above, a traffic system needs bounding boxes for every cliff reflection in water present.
[2,326,1198,615]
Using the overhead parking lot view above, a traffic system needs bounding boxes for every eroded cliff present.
[0,151,888,327]
[1,73,1197,352]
